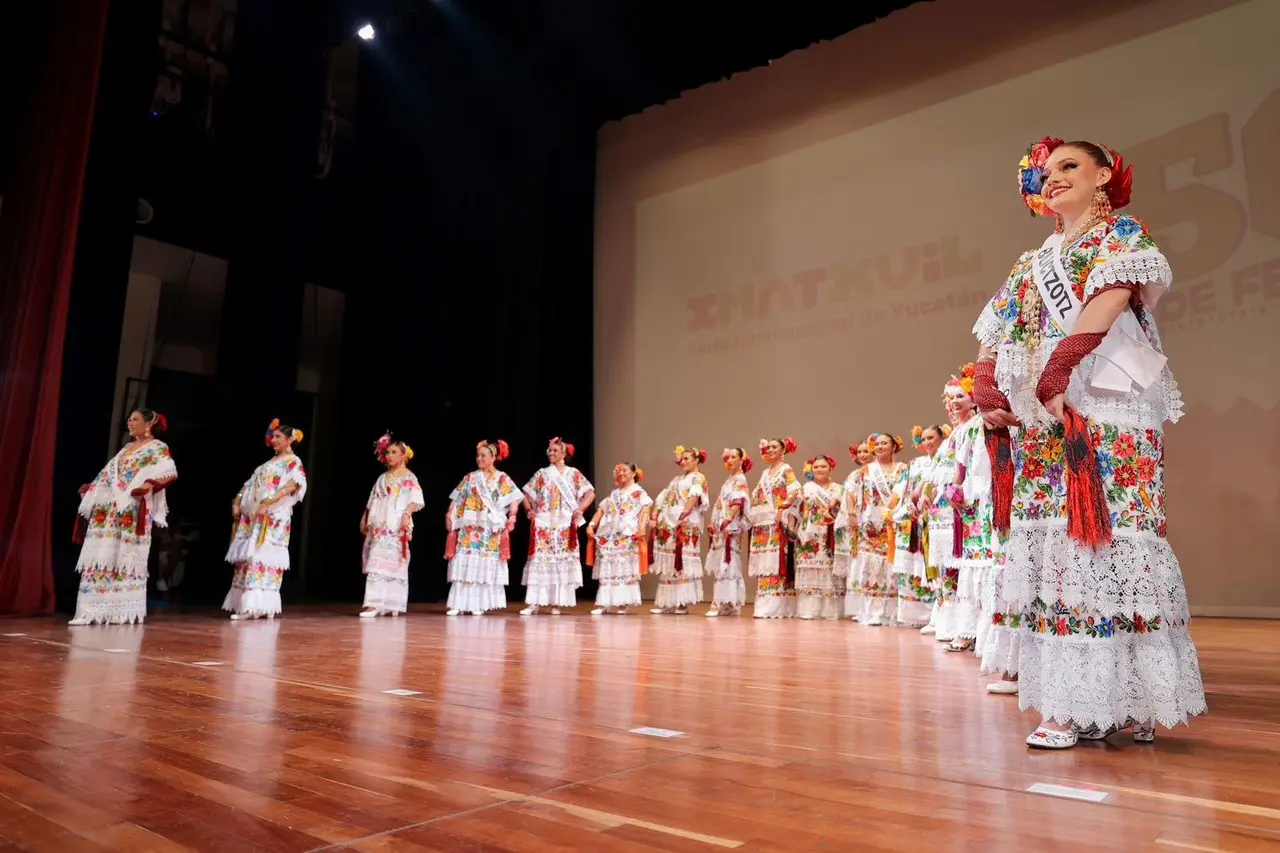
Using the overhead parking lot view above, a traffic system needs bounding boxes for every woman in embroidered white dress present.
[651,446,709,615]
[359,433,424,617]
[705,448,752,617]
[936,364,995,654]
[521,437,594,615]
[835,441,870,620]
[791,455,844,620]
[70,409,178,625]
[223,419,307,620]
[917,385,967,642]
[747,436,801,619]
[445,439,521,616]
[891,426,944,628]
[850,434,907,626]
[971,137,1204,748]
[585,462,651,615]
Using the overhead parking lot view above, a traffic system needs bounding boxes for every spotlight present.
[357,23,375,40]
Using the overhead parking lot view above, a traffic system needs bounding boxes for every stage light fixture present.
[357,23,375,40]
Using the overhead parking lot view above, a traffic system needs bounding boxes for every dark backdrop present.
[321,11,597,604]
[43,1,596,609]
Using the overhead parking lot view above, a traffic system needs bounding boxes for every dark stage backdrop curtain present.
[0,0,111,617]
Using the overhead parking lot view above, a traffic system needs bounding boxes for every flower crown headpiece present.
[866,433,904,453]
[614,462,644,483]
[912,424,952,447]
[265,418,303,447]
[674,445,708,466]
[943,362,977,398]
[759,436,798,456]
[548,437,575,459]
[1018,137,1133,217]
[478,439,509,462]
[374,431,414,462]
[802,455,837,479]
[722,448,754,474]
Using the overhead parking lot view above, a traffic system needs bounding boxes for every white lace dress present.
[971,213,1205,730]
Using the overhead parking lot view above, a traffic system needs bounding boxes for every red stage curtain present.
[0,0,111,617]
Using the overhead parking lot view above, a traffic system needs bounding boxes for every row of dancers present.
[69,409,974,636]
[69,136,1207,750]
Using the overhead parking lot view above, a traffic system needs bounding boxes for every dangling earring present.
[1090,186,1113,221]
[1054,215,1064,234]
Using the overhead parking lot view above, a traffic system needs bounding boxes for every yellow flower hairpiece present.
[403,444,414,460]
[674,445,686,456]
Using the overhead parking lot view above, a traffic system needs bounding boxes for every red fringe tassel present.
[585,534,595,567]
[1063,406,1112,549]
[985,427,1014,535]
[444,529,458,560]
[776,522,789,582]
[673,525,684,575]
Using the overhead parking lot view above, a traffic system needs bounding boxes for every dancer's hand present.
[982,408,1021,430]
[1042,393,1066,425]
[444,514,453,532]
[505,517,516,533]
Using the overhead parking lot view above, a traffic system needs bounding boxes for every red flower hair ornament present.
[478,439,510,462]
[1018,137,1134,217]
[759,436,798,456]
[549,437,575,459]
[723,448,754,474]
[673,445,708,466]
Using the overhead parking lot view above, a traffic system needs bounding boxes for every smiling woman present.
[70,409,177,625]
[970,137,1206,750]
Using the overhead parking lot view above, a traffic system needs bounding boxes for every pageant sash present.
[1032,233,1166,395]
[866,462,894,508]
[473,471,508,528]
[1091,313,1167,394]
[545,466,585,527]
[1032,233,1083,335]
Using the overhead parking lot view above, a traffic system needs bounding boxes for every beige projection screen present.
[594,0,1280,615]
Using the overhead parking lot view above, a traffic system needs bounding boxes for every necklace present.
[1063,215,1103,248]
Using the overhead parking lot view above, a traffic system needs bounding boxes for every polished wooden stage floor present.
[1,607,1278,853]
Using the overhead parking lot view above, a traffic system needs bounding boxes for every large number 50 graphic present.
[1124,89,1279,281]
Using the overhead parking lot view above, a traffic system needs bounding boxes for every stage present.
[1,609,1278,852]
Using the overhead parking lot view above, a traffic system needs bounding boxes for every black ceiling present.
[347,0,928,125]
